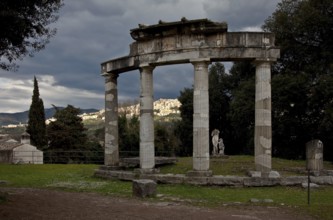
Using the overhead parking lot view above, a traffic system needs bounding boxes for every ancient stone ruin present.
[306,139,324,175]
[100,18,280,177]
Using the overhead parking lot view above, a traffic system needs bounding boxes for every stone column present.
[139,65,155,171]
[190,60,211,175]
[104,73,119,166]
[254,61,272,174]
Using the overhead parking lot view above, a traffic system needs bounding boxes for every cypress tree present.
[27,76,47,149]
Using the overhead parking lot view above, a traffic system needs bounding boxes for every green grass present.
[0,164,132,197]
[1,157,333,219]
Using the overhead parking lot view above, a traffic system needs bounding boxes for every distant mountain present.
[0,108,99,126]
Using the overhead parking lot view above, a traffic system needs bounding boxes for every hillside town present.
[0,99,181,128]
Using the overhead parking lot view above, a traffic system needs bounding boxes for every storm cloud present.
[0,0,280,113]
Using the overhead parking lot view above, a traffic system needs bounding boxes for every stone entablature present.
[130,18,228,40]
[101,18,279,74]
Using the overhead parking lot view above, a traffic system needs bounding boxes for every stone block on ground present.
[302,182,319,188]
[132,179,157,198]
[247,171,261,178]
[268,171,280,178]
[311,176,333,185]
[250,198,260,203]
[323,170,333,176]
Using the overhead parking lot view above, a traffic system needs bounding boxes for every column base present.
[99,165,122,171]
[134,168,160,174]
[211,154,229,159]
[186,170,213,177]
[248,170,280,178]
[308,170,321,177]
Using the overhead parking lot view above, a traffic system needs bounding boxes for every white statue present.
[211,129,220,156]
[218,138,225,155]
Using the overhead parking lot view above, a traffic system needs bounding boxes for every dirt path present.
[0,188,316,220]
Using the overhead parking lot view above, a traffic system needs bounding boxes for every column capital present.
[139,64,155,72]
[102,72,119,79]
[253,59,275,65]
[190,58,211,64]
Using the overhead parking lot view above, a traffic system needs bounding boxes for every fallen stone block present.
[247,171,261,178]
[250,198,260,203]
[268,171,280,178]
[263,199,274,203]
[310,176,333,185]
[302,182,319,188]
[132,179,157,198]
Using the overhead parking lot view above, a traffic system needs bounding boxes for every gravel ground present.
[0,188,316,220]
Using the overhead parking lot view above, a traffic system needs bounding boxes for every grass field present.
[1,156,333,219]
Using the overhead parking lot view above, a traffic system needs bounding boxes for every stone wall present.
[95,169,333,187]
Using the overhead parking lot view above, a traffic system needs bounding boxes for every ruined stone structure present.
[306,139,324,173]
[101,18,280,176]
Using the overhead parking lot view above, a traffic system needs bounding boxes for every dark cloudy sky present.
[0,0,280,113]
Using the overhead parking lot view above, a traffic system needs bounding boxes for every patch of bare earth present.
[0,188,316,220]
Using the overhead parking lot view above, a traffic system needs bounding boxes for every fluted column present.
[104,73,119,166]
[191,60,210,172]
[255,61,272,173]
[139,65,155,170]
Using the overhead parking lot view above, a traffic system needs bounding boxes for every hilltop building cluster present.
[1,98,181,128]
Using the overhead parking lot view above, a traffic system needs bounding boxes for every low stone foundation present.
[186,170,213,177]
[94,168,333,187]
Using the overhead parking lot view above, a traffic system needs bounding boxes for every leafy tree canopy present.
[0,0,63,71]
[263,0,333,75]
[47,105,87,151]
[264,0,333,159]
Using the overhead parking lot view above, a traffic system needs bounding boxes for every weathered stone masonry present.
[104,73,119,166]
[101,18,280,175]
[139,65,155,170]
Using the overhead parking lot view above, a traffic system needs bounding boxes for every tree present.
[118,114,140,157]
[263,0,333,159]
[174,87,193,156]
[271,73,311,158]
[0,0,63,71]
[46,105,88,163]
[27,76,47,150]
[209,63,229,137]
[227,62,256,154]
[263,0,333,75]
[155,122,177,157]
